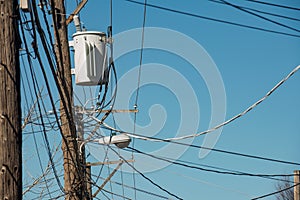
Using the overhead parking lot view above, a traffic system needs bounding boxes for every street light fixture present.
[98,133,131,149]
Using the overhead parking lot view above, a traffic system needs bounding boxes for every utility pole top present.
[295,170,300,200]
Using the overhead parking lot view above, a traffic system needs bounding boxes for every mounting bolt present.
[1,166,6,174]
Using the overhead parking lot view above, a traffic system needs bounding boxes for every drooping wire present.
[95,48,118,120]
[125,0,300,38]
[95,0,115,112]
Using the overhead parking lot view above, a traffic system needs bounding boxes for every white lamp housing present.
[98,134,131,149]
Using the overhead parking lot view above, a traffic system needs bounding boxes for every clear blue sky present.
[22,0,300,199]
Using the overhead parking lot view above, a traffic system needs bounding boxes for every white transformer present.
[71,31,108,86]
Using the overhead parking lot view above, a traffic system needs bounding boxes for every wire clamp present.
[106,37,113,44]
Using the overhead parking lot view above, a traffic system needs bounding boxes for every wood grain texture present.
[0,0,22,199]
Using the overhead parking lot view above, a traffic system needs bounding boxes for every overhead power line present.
[245,0,300,11]
[128,148,294,183]
[210,0,300,22]
[134,0,147,108]
[19,14,65,193]
[132,0,147,199]
[125,0,300,38]
[109,147,183,200]
[218,0,300,33]
[128,147,295,178]
[92,175,170,199]
[101,62,300,167]
[251,182,300,200]
[30,0,81,173]
[99,188,131,200]
[114,64,300,141]
[103,122,300,166]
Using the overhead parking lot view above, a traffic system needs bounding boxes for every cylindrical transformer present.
[72,31,108,86]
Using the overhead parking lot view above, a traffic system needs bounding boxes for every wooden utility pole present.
[0,0,22,199]
[86,165,92,200]
[295,170,300,200]
[50,0,86,199]
[76,111,90,199]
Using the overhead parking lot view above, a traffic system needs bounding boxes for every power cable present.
[128,147,294,178]
[109,146,183,200]
[128,157,252,197]
[48,6,81,180]
[92,175,170,199]
[125,0,300,38]
[106,160,114,199]
[251,182,300,200]
[218,0,300,33]
[93,145,110,184]
[134,0,147,108]
[39,2,59,70]
[123,147,293,183]
[20,15,65,193]
[20,56,53,197]
[131,1,147,198]
[118,148,126,199]
[102,122,300,167]
[95,0,118,115]
[107,3,126,191]
[100,191,111,200]
[245,0,300,11]
[32,111,53,199]
[210,0,300,22]
[30,0,82,177]
[117,64,300,141]
[101,188,131,200]
[24,3,85,196]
